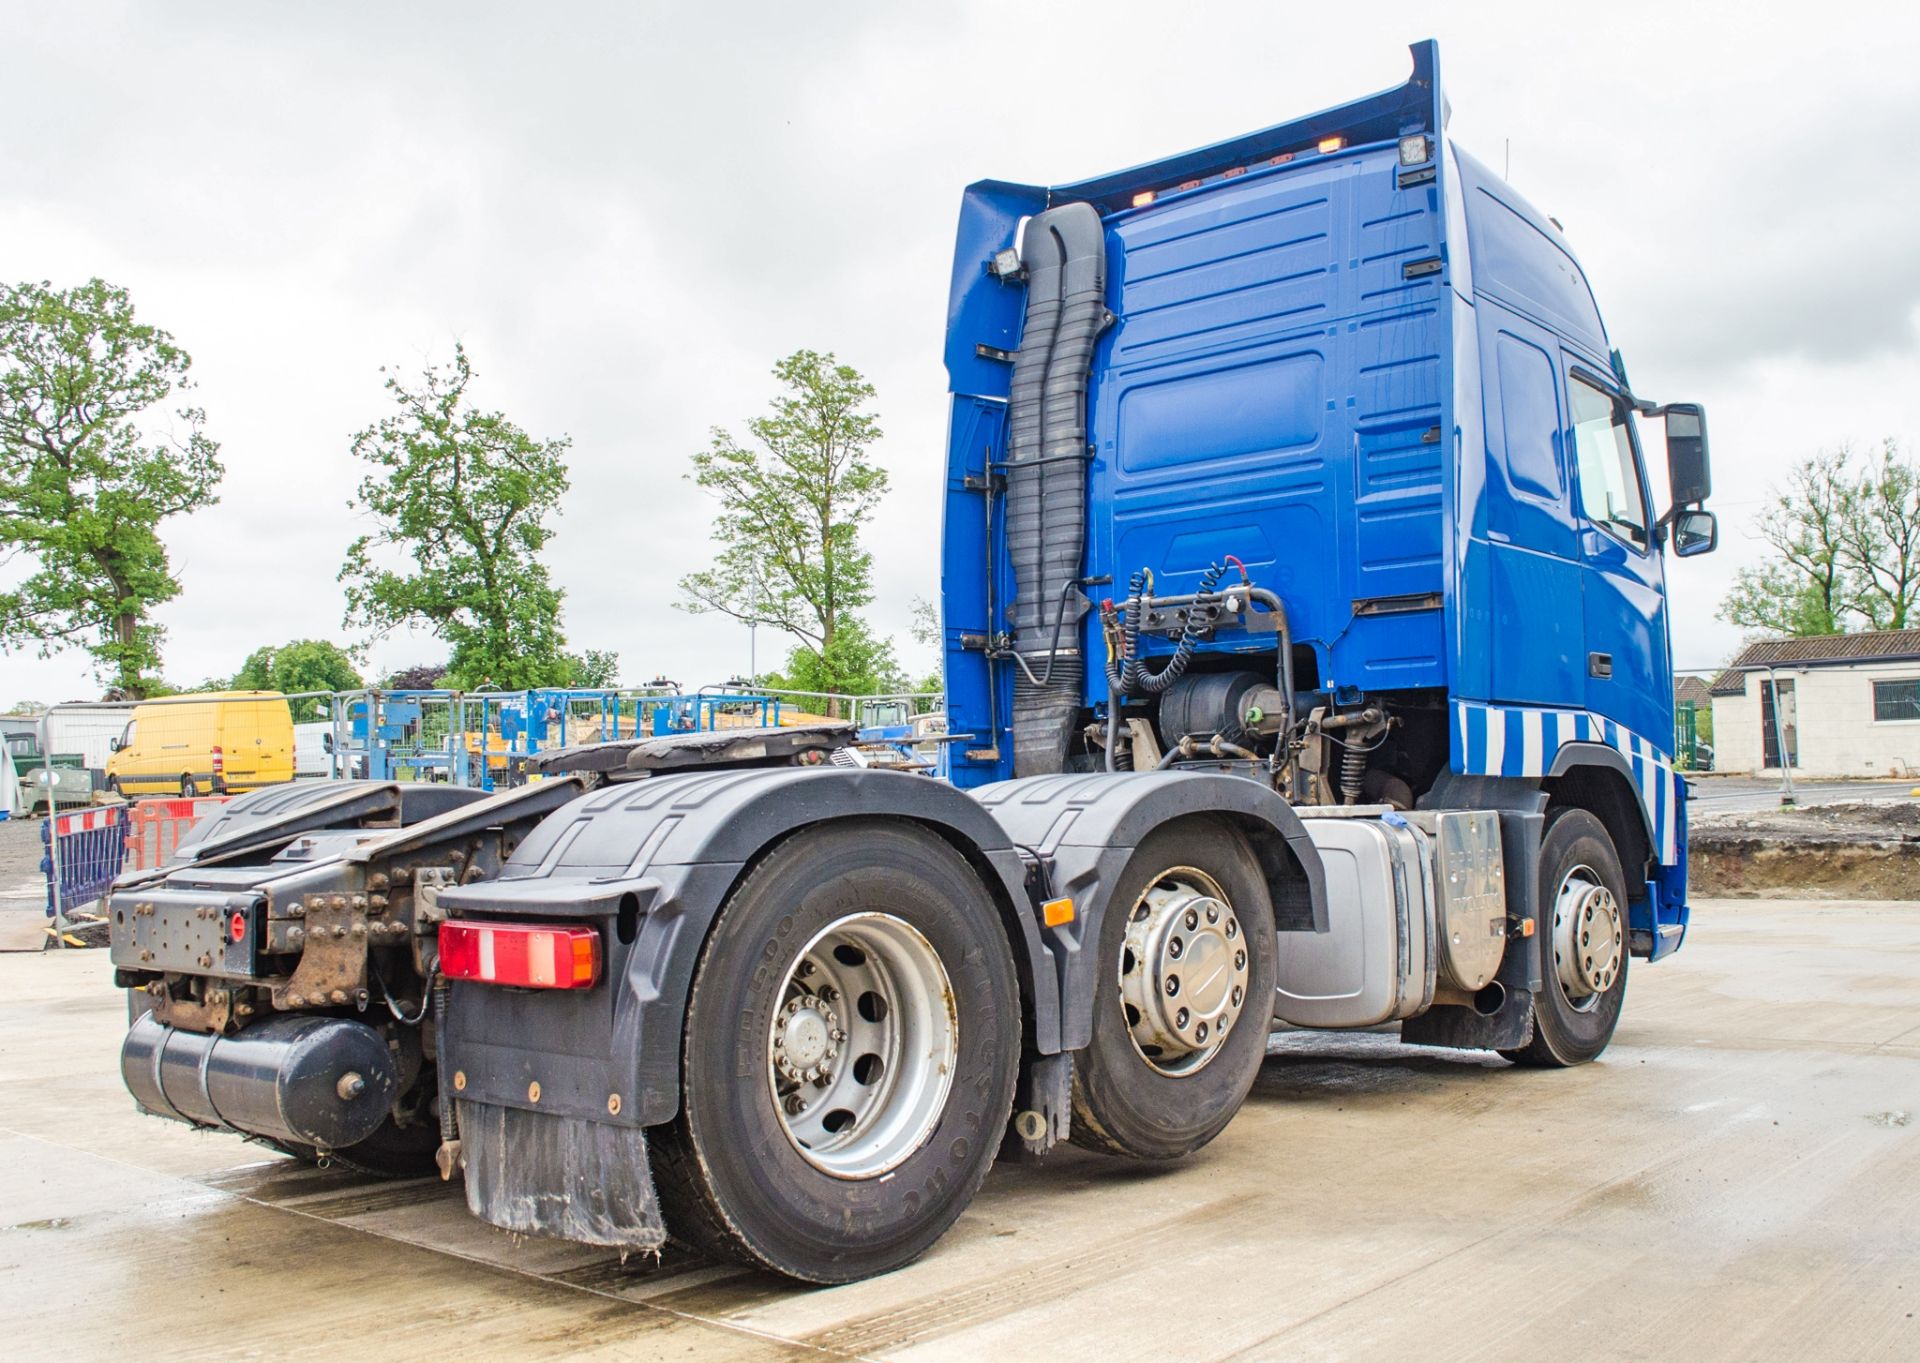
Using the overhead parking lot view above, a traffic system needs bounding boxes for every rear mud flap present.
[458,1099,667,1251]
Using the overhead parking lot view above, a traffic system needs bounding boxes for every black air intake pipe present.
[1006,201,1107,776]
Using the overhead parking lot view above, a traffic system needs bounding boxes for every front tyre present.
[1070,818,1278,1160]
[1501,808,1630,1068]
[651,822,1020,1284]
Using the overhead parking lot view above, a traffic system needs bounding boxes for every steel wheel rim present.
[767,911,958,1179]
[1551,864,1623,1013]
[1119,867,1249,1077]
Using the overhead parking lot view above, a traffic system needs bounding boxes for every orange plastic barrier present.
[122,796,233,871]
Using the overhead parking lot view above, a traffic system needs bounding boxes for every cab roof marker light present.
[1317,135,1346,154]
[1131,190,1156,208]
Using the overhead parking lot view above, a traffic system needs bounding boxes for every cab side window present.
[1568,374,1648,548]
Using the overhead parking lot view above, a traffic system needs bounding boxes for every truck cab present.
[939,38,1713,967]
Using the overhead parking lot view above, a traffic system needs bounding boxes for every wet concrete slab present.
[2,898,1915,1362]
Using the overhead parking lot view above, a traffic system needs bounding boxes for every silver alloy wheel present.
[1119,867,1250,1076]
[767,911,958,1179]
[1551,865,1623,1013]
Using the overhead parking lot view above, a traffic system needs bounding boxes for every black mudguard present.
[438,767,1064,1134]
[969,771,1328,1052]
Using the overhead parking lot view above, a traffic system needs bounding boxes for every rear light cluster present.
[210,745,224,776]
[439,920,601,990]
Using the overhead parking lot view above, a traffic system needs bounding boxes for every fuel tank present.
[121,1011,398,1151]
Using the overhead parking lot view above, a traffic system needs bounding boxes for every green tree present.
[763,615,904,699]
[0,279,223,693]
[232,639,364,719]
[1720,442,1920,636]
[1840,440,1920,630]
[908,595,943,693]
[565,647,621,689]
[341,344,576,689]
[678,351,889,711]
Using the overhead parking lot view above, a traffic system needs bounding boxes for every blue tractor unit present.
[105,43,1715,1287]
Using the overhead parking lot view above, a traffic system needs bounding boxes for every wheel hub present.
[773,994,842,1082]
[1120,871,1249,1076]
[765,912,958,1180]
[1553,869,1623,1010]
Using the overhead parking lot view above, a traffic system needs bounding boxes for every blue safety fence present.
[40,804,129,917]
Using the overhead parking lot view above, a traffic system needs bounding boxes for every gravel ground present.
[1692,799,1920,898]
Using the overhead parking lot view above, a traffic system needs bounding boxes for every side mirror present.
[1664,403,1711,506]
[1671,508,1718,557]
[109,738,122,753]
[322,733,335,753]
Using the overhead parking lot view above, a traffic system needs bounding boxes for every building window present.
[1873,678,1920,722]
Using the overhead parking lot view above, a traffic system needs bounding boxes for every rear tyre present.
[179,775,198,798]
[651,822,1020,1284]
[1069,818,1277,1160]
[1501,808,1630,1068]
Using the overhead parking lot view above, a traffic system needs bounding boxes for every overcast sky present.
[5,1,1918,704]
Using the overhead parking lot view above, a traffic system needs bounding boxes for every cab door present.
[1474,308,1586,711]
[1563,363,1671,747]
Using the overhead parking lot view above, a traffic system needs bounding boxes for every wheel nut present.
[1206,905,1219,924]
[1165,975,1180,996]
[1195,1021,1209,1042]
[1234,949,1246,970]
[1169,937,1184,959]
[1176,1008,1190,1029]
[1184,910,1199,931]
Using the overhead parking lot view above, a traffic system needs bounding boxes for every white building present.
[1709,630,1920,778]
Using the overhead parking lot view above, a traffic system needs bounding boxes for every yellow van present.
[105,691,295,798]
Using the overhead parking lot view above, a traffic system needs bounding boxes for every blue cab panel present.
[938,40,1686,894]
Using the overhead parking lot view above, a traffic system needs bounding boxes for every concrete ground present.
[0,817,52,951]
[2,900,1916,1362]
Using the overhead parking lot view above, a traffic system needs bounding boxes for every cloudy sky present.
[5,1,1918,703]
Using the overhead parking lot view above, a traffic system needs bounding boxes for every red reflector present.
[439,920,601,989]
[229,911,247,944]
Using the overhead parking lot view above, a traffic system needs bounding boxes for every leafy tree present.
[0,279,223,693]
[908,596,943,693]
[341,344,576,689]
[382,662,449,691]
[1840,441,1920,630]
[678,351,889,712]
[233,639,364,718]
[565,647,621,689]
[762,615,905,700]
[1720,442,1920,636]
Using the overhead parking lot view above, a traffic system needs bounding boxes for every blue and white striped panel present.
[1452,701,1681,865]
